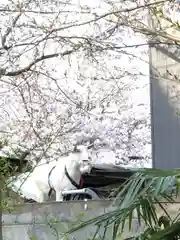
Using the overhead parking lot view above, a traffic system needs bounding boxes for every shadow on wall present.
[150,43,180,170]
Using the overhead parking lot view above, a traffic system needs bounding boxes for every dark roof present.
[91,163,137,171]
[82,164,136,188]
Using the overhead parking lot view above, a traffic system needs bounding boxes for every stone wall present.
[2,200,141,240]
[3,199,180,239]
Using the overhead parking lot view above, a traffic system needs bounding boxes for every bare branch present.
[3,46,80,76]
[1,12,22,50]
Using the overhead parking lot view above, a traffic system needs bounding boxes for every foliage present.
[0,139,30,209]
[64,168,180,239]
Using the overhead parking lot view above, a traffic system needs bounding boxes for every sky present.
[0,0,153,199]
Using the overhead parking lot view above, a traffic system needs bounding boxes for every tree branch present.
[3,47,80,76]
[1,12,22,50]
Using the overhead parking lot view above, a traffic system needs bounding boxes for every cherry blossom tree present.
[2,0,177,168]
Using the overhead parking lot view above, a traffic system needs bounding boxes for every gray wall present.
[150,42,180,169]
[3,198,180,240]
[2,200,142,240]
[149,4,180,170]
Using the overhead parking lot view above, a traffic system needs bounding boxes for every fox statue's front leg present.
[56,191,64,202]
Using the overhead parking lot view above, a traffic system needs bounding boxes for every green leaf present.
[66,168,180,240]
[149,221,180,240]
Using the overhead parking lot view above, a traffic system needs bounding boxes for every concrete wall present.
[150,9,180,169]
[2,200,142,240]
[3,198,180,240]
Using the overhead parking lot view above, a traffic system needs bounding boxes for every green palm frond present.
[66,168,180,239]
[149,221,180,240]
